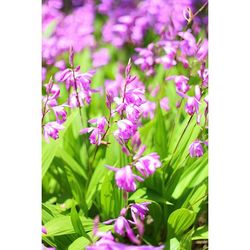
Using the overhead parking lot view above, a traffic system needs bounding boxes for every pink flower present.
[134,43,155,76]
[42,244,56,250]
[174,75,190,95]
[196,39,208,61]
[178,30,197,56]
[125,104,141,124]
[42,67,46,82]
[52,105,67,124]
[104,208,140,245]
[189,140,204,157]
[124,85,145,107]
[106,165,143,192]
[115,166,140,192]
[43,122,64,142]
[134,153,161,177]
[185,97,200,115]
[160,97,170,111]
[185,85,201,116]
[42,226,47,234]
[88,213,164,250]
[156,54,176,69]
[92,48,110,68]
[156,41,177,69]
[131,132,142,151]
[114,119,137,141]
[130,202,150,221]
[45,82,60,100]
[58,66,95,106]
[80,117,107,145]
[141,101,156,119]
[198,63,208,87]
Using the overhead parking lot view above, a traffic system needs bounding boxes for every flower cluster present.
[87,204,164,249]
[42,0,95,65]
[106,147,161,192]
[42,47,96,142]
[42,78,66,142]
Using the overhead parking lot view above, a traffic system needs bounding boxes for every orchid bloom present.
[80,117,108,145]
[134,153,161,177]
[43,121,64,142]
[106,165,144,192]
[189,140,204,157]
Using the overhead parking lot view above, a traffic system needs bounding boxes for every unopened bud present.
[69,45,74,67]
[183,7,193,24]
[125,58,132,76]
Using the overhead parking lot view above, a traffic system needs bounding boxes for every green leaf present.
[63,167,88,214]
[179,229,194,250]
[128,188,172,205]
[70,205,92,242]
[44,216,93,236]
[56,147,88,180]
[68,236,90,250]
[165,237,180,250]
[154,104,168,158]
[168,208,196,238]
[86,159,108,208]
[42,140,58,178]
[100,171,114,219]
[192,225,208,240]
[172,154,208,199]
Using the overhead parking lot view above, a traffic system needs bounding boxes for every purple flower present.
[55,60,66,70]
[42,226,47,234]
[141,101,156,120]
[130,202,151,222]
[131,132,142,151]
[134,153,161,177]
[106,165,143,192]
[42,244,56,250]
[185,85,201,116]
[198,63,208,88]
[115,166,141,192]
[45,82,60,100]
[189,140,204,157]
[42,67,47,82]
[104,209,140,245]
[47,0,63,9]
[185,97,200,115]
[92,48,110,68]
[86,230,164,250]
[160,97,170,111]
[58,65,96,107]
[80,117,107,145]
[88,211,164,249]
[52,105,67,124]
[114,119,137,141]
[125,104,141,124]
[173,75,190,95]
[178,30,197,56]
[134,43,155,76]
[156,41,178,69]
[196,39,208,61]
[42,2,95,64]
[43,122,64,142]
[124,84,145,107]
